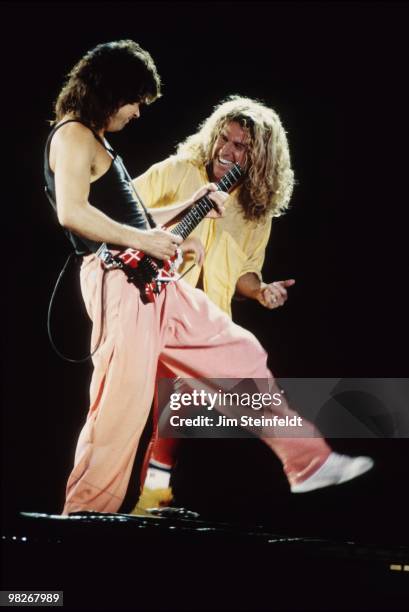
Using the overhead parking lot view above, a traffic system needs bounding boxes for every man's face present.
[210,121,250,181]
[106,102,141,132]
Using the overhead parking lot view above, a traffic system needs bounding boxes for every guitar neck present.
[170,163,242,240]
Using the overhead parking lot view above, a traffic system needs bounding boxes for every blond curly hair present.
[176,95,294,221]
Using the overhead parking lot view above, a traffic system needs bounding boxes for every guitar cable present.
[47,252,106,363]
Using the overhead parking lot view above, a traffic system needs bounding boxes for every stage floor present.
[2,511,408,611]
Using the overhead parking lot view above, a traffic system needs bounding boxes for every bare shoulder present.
[53,121,96,150]
[50,121,96,170]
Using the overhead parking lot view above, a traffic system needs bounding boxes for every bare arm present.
[148,200,192,225]
[52,123,181,260]
[235,272,263,300]
[148,186,227,226]
[236,273,295,309]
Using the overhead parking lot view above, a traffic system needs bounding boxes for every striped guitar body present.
[97,162,243,303]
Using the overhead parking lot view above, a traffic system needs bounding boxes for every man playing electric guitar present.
[45,40,373,515]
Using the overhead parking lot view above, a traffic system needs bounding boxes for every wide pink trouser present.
[63,255,330,514]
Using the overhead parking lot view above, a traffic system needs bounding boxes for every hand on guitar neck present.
[189,183,228,219]
[140,180,226,263]
[98,163,243,302]
[153,182,228,228]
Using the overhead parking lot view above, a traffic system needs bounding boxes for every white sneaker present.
[291,452,374,493]
[145,464,171,490]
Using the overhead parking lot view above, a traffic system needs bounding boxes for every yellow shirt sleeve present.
[133,157,187,209]
[239,216,273,281]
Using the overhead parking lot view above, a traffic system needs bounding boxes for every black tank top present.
[44,119,153,255]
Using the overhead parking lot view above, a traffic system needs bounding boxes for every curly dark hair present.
[53,40,162,130]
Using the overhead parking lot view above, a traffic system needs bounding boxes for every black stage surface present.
[2,510,409,611]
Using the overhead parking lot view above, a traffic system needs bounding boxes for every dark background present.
[3,1,409,541]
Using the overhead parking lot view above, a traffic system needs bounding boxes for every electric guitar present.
[97,162,243,303]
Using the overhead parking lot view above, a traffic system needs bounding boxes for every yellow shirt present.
[134,156,272,317]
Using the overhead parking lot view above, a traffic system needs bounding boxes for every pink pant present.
[63,255,330,514]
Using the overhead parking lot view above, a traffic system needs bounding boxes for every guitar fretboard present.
[170,163,243,240]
